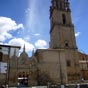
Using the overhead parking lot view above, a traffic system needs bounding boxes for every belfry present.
[50,0,76,49]
[49,0,82,83]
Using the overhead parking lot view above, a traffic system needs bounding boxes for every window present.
[53,1,56,7]
[67,60,71,67]
[56,0,58,8]
[60,1,62,9]
[64,40,69,47]
[82,57,85,60]
[0,52,3,61]
[62,14,66,24]
[65,43,69,47]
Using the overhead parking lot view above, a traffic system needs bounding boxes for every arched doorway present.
[17,72,29,87]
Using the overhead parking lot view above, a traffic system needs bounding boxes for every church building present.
[0,0,88,87]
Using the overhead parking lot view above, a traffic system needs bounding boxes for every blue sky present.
[0,0,88,56]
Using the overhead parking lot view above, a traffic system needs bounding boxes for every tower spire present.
[23,44,25,52]
[32,49,35,56]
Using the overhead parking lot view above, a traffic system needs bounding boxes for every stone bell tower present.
[50,0,77,49]
[49,0,81,82]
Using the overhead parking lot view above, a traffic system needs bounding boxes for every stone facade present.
[35,49,67,84]
[78,52,88,80]
[8,46,38,86]
[0,45,37,87]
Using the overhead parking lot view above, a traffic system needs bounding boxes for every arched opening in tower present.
[62,14,66,24]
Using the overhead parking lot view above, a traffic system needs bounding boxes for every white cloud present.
[23,36,31,41]
[0,32,12,42]
[35,39,47,49]
[8,38,34,52]
[34,33,40,36]
[13,24,24,30]
[75,32,81,37]
[0,17,24,42]
[0,42,3,45]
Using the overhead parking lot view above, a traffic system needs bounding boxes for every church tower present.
[49,0,81,82]
[50,0,77,49]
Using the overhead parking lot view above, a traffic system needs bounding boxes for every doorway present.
[17,72,28,87]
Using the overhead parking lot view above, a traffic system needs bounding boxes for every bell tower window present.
[62,14,66,24]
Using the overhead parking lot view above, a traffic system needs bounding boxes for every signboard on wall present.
[0,62,7,74]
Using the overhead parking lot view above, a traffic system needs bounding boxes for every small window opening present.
[65,43,69,47]
[67,60,71,67]
[82,57,85,60]
[62,14,66,24]
[60,1,62,9]
[56,0,58,8]
[0,52,3,61]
